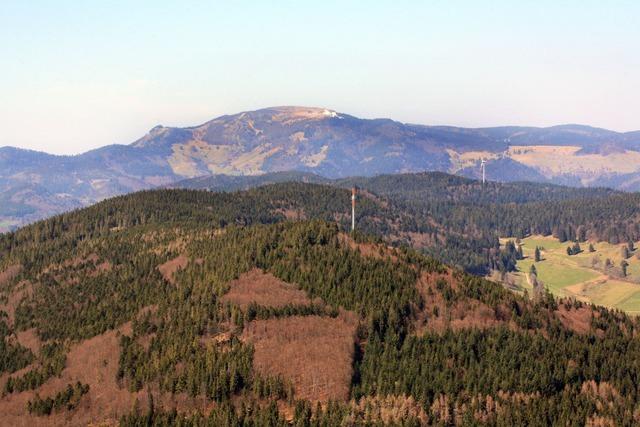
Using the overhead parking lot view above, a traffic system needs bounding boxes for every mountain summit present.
[129,106,452,178]
[2,106,640,230]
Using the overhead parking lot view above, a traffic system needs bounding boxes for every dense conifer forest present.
[2,178,640,425]
[173,172,640,274]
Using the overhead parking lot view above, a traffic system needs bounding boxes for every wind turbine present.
[480,159,487,185]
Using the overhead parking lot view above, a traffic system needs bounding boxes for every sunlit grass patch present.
[502,236,640,313]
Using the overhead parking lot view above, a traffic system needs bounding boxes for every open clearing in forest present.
[221,268,314,309]
[226,270,357,403]
[0,318,214,427]
[500,235,640,314]
[242,314,357,403]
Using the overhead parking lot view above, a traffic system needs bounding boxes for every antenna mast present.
[351,186,357,232]
[481,159,486,185]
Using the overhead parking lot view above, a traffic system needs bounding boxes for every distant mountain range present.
[2,106,640,231]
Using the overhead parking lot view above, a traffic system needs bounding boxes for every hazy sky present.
[1,1,638,154]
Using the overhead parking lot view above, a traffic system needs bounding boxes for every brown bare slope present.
[0,280,33,326]
[157,254,189,285]
[0,264,22,287]
[242,314,357,402]
[223,269,358,403]
[221,268,313,309]
[0,320,213,427]
[414,271,509,334]
[0,324,137,427]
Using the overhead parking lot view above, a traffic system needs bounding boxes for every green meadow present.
[500,235,640,314]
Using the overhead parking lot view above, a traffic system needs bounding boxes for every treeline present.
[0,312,33,374]
[4,342,66,394]
[176,171,617,206]
[27,382,89,416]
[336,172,616,205]
[241,302,336,324]
[494,193,640,244]
[342,174,640,273]
[172,172,626,274]
[119,399,426,426]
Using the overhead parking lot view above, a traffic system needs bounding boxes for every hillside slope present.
[2,106,640,229]
[173,174,640,274]
[2,188,640,425]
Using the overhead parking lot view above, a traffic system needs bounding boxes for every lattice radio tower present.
[351,186,357,232]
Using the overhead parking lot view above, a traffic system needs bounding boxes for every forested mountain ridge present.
[4,172,639,276]
[171,173,640,274]
[4,171,640,278]
[3,105,640,230]
[3,186,640,425]
[173,170,618,204]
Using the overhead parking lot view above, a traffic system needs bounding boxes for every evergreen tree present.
[622,246,631,259]
[572,242,581,254]
[621,260,629,277]
[557,229,568,242]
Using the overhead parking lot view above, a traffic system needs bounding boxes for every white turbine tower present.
[480,159,487,185]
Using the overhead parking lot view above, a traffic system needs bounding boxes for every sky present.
[1,1,638,155]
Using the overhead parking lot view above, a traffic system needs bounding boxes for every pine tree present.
[572,242,581,254]
[621,260,629,277]
[535,247,542,262]
[621,246,631,259]
[557,229,568,242]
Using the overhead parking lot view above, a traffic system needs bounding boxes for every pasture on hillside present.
[499,235,640,314]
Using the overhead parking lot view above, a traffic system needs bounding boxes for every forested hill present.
[174,171,617,205]
[4,106,640,232]
[169,171,330,192]
[170,172,640,274]
[4,174,640,278]
[3,187,640,425]
[334,172,618,204]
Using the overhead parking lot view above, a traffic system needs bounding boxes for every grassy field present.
[616,292,640,315]
[500,235,640,314]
